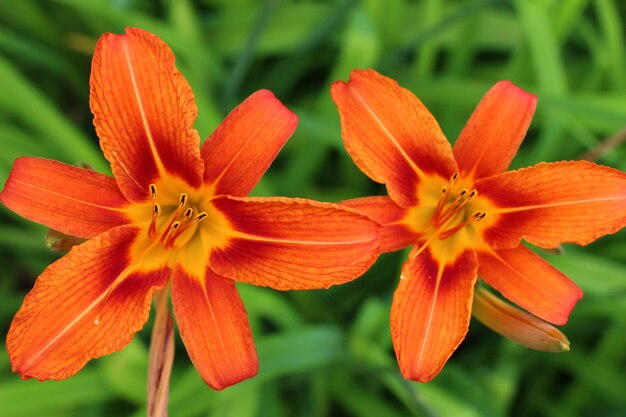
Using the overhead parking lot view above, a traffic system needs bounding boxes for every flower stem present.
[147,289,175,417]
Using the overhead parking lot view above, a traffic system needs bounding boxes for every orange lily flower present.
[0,28,380,390]
[332,69,626,382]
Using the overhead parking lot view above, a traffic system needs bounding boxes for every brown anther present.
[473,211,487,221]
[193,212,208,223]
[150,184,157,200]
[450,172,459,184]
[183,207,194,221]
[178,193,188,208]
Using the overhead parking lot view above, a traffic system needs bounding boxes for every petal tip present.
[208,362,259,391]
[399,366,440,383]
[250,89,299,127]
[494,80,538,104]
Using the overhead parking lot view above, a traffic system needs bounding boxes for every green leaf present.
[0,370,114,417]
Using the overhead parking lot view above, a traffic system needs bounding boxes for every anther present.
[150,183,157,200]
[179,193,188,208]
[473,211,486,221]
[193,212,208,223]
[450,172,459,184]
[183,207,194,221]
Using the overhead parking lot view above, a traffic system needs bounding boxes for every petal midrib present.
[208,105,281,188]
[231,230,376,246]
[350,87,427,182]
[122,39,167,177]
[490,195,626,214]
[414,261,444,371]
[14,179,128,212]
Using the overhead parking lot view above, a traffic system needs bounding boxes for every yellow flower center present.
[147,183,208,250]
[125,178,233,275]
[408,172,495,263]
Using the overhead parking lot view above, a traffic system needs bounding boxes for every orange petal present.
[453,81,537,179]
[202,90,298,196]
[209,196,380,290]
[477,161,626,248]
[331,69,457,207]
[478,245,582,325]
[171,266,258,390]
[90,27,204,202]
[340,196,418,253]
[7,226,170,380]
[0,157,129,238]
[472,287,570,352]
[390,248,478,382]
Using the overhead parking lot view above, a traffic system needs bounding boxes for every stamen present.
[438,211,486,240]
[431,172,460,224]
[167,212,209,247]
[431,187,449,223]
[162,221,181,247]
[183,207,194,221]
[146,189,204,248]
[148,203,161,239]
[435,189,467,225]
[437,189,478,226]
[159,193,188,239]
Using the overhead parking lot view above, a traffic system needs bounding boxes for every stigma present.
[429,172,487,240]
[147,184,207,249]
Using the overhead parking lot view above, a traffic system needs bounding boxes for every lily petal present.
[453,81,537,179]
[209,196,380,290]
[390,248,478,382]
[0,157,129,238]
[90,27,204,201]
[7,226,170,381]
[331,69,457,207]
[472,287,570,352]
[202,90,298,196]
[478,245,583,325]
[171,266,258,390]
[340,196,418,253]
[477,161,626,248]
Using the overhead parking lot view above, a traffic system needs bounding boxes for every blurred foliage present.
[1,0,626,416]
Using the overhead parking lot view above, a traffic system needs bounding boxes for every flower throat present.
[147,183,207,249]
[430,172,487,241]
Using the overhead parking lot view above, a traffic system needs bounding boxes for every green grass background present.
[1,0,625,416]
